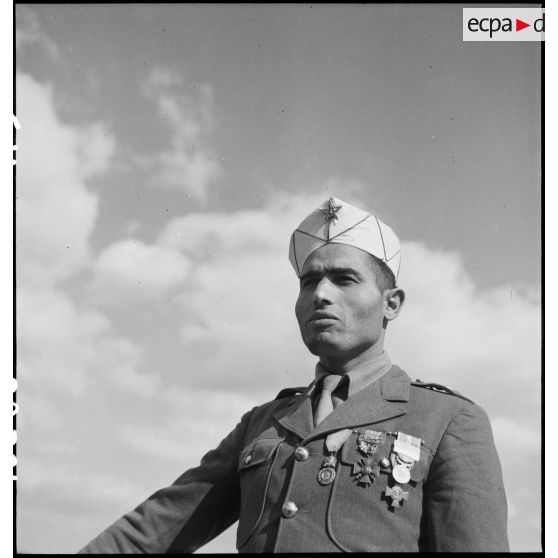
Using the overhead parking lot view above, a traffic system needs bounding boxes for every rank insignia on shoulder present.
[411,379,475,404]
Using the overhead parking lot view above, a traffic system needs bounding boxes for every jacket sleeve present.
[422,403,509,552]
[78,409,253,554]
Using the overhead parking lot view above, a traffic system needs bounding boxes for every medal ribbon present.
[317,428,352,486]
[393,432,422,461]
[325,428,352,453]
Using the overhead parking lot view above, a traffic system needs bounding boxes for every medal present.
[390,455,413,484]
[317,451,338,485]
[317,452,338,485]
[357,430,386,457]
[390,451,415,476]
[392,464,411,484]
[385,484,409,508]
[351,430,388,486]
[352,457,380,486]
[389,432,421,485]
[317,464,336,485]
[317,429,351,486]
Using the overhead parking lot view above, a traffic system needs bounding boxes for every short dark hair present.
[368,254,396,292]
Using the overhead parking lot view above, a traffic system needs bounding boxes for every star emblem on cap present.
[319,197,342,222]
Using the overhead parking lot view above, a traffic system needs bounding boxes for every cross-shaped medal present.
[352,458,380,486]
[385,484,409,507]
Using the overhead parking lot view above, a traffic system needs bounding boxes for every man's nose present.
[313,278,334,307]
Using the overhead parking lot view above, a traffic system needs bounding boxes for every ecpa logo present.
[463,8,544,41]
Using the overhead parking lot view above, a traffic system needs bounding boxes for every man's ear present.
[384,288,405,322]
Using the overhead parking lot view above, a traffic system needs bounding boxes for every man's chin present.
[304,335,343,357]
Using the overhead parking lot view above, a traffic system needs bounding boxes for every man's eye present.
[336,275,356,284]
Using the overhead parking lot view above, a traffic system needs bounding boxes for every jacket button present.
[244,454,252,464]
[282,501,298,518]
[294,447,309,461]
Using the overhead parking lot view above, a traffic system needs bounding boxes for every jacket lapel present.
[273,382,317,440]
[275,366,411,442]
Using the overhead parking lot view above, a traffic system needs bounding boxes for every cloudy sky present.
[15,4,541,553]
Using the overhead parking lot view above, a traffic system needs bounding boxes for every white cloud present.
[18,286,110,396]
[90,239,192,306]
[141,67,221,204]
[17,283,161,402]
[76,122,117,179]
[15,72,151,397]
[19,463,144,509]
[492,416,539,455]
[15,72,167,553]
[156,193,327,391]
[159,201,297,257]
[16,72,115,288]
[387,241,541,422]
[120,389,259,465]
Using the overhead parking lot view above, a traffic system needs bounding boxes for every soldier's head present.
[290,197,405,366]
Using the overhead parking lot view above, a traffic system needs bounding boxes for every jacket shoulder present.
[411,378,475,405]
[274,386,306,400]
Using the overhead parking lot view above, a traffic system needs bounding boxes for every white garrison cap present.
[289,196,401,279]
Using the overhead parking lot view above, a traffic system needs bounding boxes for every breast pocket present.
[326,430,434,552]
[236,437,283,549]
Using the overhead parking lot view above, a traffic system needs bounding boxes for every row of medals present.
[316,430,416,508]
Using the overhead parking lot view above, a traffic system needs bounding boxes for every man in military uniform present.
[80,197,509,553]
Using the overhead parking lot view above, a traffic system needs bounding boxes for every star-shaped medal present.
[319,197,342,223]
[385,484,409,508]
[352,458,380,486]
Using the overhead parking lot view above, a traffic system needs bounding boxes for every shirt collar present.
[312,351,392,399]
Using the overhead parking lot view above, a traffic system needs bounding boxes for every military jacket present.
[79,366,509,553]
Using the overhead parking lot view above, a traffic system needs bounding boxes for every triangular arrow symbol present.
[516,19,530,31]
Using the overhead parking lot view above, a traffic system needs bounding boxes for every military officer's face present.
[295,244,400,363]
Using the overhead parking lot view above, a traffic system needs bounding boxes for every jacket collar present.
[274,365,410,441]
[315,351,393,399]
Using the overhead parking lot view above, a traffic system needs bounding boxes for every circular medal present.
[317,467,336,485]
[392,464,411,484]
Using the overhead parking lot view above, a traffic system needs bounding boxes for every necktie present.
[314,374,343,426]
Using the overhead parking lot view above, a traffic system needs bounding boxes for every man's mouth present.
[308,312,338,324]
